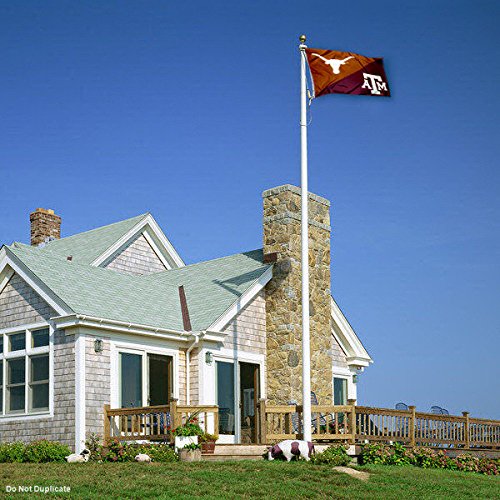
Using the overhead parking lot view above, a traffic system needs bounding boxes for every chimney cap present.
[33,208,56,215]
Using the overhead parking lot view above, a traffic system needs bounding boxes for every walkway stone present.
[332,466,370,481]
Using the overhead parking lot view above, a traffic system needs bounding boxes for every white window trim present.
[110,338,180,409]
[0,322,54,421]
[332,367,357,403]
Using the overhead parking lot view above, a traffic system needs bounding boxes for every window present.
[0,326,51,416]
[118,350,174,408]
[333,377,347,405]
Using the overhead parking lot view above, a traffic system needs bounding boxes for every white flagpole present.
[299,34,312,442]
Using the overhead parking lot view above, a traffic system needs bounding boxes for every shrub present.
[85,436,178,463]
[311,445,351,466]
[23,440,71,463]
[359,443,499,476]
[0,440,70,463]
[359,443,393,465]
[0,442,26,463]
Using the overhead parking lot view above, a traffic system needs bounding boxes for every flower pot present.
[179,448,202,462]
[201,441,216,454]
[174,435,198,453]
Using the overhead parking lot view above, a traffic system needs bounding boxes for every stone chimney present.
[30,208,61,246]
[263,185,333,405]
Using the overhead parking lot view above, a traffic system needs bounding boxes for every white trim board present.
[0,250,71,317]
[74,333,86,452]
[331,296,373,368]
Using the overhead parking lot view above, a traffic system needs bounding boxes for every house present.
[0,184,372,450]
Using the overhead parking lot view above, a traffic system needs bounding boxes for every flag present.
[305,48,390,97]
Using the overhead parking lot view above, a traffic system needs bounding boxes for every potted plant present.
[173,413,204,452]
[178,442,202,462]
[199,433,218,454]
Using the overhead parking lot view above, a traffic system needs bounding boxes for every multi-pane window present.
[0,326,50,415]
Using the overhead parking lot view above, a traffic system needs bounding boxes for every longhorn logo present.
[311,53,354,75]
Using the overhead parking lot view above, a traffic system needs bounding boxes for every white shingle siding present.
[0,273,53,329]
[178,349,187,404]
[85,336,111,437]
[0,273,76,448]
[189,349,199,405]
[222,290,267,355]
[331,337,348,369]
[105,233,167,276]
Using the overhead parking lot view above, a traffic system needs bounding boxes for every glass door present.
[216,361,235,442]
[239,363,260,444]
[120,352,142,408]
[148,354,172,406]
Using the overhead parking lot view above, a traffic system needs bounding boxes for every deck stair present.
[202,443,336,461]
[202,444,267,461]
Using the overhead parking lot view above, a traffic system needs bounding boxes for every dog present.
[268,440,314,461]
[135,453,152,463]
[66,448,90,463]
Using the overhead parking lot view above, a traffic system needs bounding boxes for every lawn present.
[1,461,499,499]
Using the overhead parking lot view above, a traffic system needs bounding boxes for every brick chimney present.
[263,185,333,405]
[30,208,61,246]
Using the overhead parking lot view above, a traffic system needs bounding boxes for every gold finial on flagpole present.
[299,34,306,43]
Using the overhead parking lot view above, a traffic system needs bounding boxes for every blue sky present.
[1,1,498,417]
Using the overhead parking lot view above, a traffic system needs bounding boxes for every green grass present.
[0,462,499,499]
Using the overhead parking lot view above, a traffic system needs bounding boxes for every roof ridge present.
[49,212,150,243]
[145,248,265,277]
[8,243,181,289]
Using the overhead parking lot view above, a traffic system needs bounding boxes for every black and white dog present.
[268,440,314,461]
[66,448,90,463]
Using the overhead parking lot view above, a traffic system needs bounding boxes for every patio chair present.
[394,403,410,441]
[288,393,334,436]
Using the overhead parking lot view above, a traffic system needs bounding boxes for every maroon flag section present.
[305,48,390,97]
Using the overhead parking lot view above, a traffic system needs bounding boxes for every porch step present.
[202,444,267,461]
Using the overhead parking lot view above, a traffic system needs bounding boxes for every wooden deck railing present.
[258,400,500,450]
[103,400,219,444]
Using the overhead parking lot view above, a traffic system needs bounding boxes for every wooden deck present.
[103,400,500,451]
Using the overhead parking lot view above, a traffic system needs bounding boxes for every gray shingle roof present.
[34,213,149,265]
[7,239,270,332]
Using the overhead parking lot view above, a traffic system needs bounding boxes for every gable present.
[0,272,55,329]
[104,233,167,276]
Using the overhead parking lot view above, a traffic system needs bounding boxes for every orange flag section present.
[305,48,390,97]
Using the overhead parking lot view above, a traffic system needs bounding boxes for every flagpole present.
[299,34,312,442]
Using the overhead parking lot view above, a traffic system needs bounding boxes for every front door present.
[148,354,172,406]
[239,362,260,444]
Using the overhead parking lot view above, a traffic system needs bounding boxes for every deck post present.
[170,399,179,431]
[103,404,111,444]
[347,399,356,445]
[409,406,416,447]
[462,411,470,449]
[259,399,267,444]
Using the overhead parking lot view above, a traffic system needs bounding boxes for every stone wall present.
[105,233,167,276]
[0,273,75,448]
[85,335,111,438]
[263,185,333,405]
